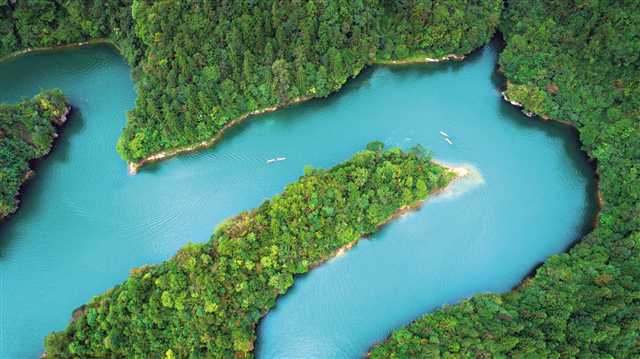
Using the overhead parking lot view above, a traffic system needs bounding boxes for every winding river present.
[0,41,595,358]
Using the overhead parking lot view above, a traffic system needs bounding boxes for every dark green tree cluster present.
[44,144,454,358]
[370,1,640,357]
[1,1,501,163]
[0,90,69,220]
[0,0,141,64]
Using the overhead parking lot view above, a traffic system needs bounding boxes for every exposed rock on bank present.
[376,54,465,65]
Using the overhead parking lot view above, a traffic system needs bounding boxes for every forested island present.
[370,1,640,357]
[0,0,501,170]
[0,0,638,357]
[43,144,456,357]
[0,90,69,220]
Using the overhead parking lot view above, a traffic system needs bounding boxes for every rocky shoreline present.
[375,53,465,65]
[500,82,576,126]
[500,90,537,118]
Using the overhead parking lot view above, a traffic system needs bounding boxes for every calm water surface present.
[0,42,595,358]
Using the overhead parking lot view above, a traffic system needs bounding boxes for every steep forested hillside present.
[0,90,69,220]
[370,1,640,357]
[1,1,501,164]
[44,144,454,358]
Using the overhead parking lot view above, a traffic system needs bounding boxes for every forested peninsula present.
[0,90,69,220]
[370,1,640,357]
[43,144,456,358]
[0,0,501,171]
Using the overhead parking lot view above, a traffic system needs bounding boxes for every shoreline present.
[128,53,466,174]
[2,105,71,222]
[500,82,574,126]
[500,84,604,214]
[127,95,313,174]
[308,161,468,271]
[0,38,114,64]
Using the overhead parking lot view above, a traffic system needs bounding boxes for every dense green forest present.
[370,1,640,357]
[44,144,454,357]
[0,90,69,220]
[3,1,639,357]
[0,0,501,164]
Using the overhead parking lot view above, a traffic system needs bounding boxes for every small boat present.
[439,131,449,137]
[266,157,287,164]
[444,138,453,145]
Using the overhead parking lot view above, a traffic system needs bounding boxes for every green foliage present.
[366,140,385,153]
[0,90,69,220]
[44,145,454,358]
[1,1,501,162]
[371,1,640,357]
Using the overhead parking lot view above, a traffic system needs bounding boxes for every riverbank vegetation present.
[0,0,501,164]
[0,90,69,220]
[370,1,640,357]
[4,1,638,357]
[44,144,455,358]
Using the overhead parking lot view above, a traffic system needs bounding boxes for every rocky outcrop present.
[51,106,71,126]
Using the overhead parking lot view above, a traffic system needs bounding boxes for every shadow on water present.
[498,103,599,290]
[0,109,86,257]
[486,34,599,290]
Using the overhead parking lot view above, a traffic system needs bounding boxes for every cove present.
[0,41,595,358]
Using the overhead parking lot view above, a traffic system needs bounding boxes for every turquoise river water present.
[0,42,595,358]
